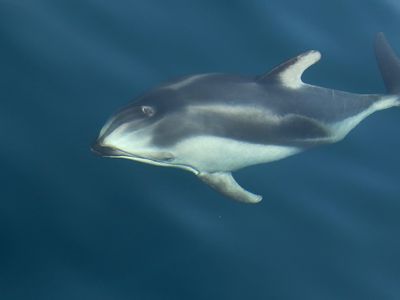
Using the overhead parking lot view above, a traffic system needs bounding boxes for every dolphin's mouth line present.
[115,154,199,175]
[91,143,199,174]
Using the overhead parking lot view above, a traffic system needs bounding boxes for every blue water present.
[1,0,400,299]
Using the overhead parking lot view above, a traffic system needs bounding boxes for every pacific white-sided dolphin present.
[92,33,399,203]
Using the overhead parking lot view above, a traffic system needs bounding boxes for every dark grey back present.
[110,73,382,148]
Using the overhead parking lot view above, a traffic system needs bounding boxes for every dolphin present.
[92,33,399,204]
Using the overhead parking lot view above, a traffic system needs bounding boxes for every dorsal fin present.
[257,50,321,89]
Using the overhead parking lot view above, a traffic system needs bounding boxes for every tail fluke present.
[374,32,400,94]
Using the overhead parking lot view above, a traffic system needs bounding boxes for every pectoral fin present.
[198,172,262,204]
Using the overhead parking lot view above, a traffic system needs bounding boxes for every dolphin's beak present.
[91,140,176,163]
[91,140,123,157]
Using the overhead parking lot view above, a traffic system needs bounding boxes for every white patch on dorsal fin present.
[257,50,321,89]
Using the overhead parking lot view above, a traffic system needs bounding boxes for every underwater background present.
[1,0,400,299]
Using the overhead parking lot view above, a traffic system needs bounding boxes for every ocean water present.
[1,0,400,299]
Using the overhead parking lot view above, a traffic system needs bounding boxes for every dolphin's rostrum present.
[92,33,399,203]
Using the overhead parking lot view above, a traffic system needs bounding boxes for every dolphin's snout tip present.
[91,140,126,157]
[91,140,103,156]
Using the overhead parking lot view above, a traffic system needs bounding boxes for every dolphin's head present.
[91,88,197,173]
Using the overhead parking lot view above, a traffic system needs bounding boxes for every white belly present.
[171,136,300,173]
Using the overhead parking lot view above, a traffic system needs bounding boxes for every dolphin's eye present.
[141,106,155,117]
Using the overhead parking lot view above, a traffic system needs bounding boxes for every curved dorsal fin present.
[257,50,321,89]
